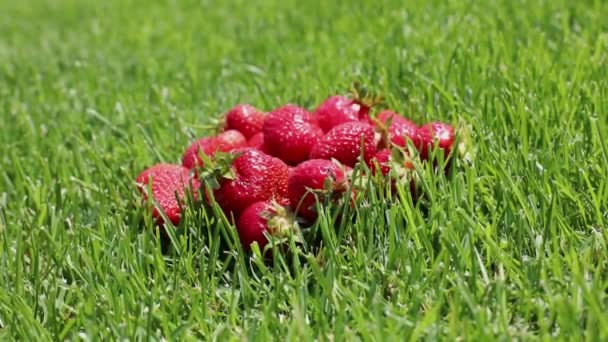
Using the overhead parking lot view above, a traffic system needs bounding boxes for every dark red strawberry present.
[237,201,298,252]
[212,148,290,218]
[287,159,348,220]
[309,122,377,167]
[417,122,455,161]
[224,104,266,139]
[135,164,200,225]
[263,104,324,166]
[376,110,419,148]
[314,95,372,133]
[181,130,247,170]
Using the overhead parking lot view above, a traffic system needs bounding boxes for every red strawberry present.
[314,95,372,132]
[263,104,324,166]
[135,164,200,225]
[237,201,298,252]
[367,149,416,197]
[368,148,392,176]
[247,132,265,150]
[367,149,414,176]
[376,110,419,148]
[224,104,266,139]
[212,148,290,218]
[181,130,247,170]
[216,129,248,148]
[309,122,377,167]
[417,122,455,161]
[287,159,348,220]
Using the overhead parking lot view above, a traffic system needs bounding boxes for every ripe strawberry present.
[287,159,348,220]
[376,110,419,148]
[224,104,266,139]
[135,164,200,225]
[216,129,248,147]
[367,149,416,197]
[247,132,266,150]
[181,130,247,170]
[237,201,298,252]
[416,122,455,161]
[367,149,414,176]
[314,95,372,132]
[211,148,290,218]
[368,148,392,176]
[263,104,324,166]
[309,122,377,167]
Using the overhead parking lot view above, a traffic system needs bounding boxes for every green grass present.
[1,0,608,340]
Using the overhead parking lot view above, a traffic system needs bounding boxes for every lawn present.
[1,0,607,340]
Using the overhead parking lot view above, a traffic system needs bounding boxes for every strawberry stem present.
[349,82,385,113]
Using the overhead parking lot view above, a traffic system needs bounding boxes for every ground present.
[1,0,607,340]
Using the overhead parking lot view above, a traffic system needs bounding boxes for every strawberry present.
[287,159,348,220]
[376,110,419,148]
[263,104,324,166]
[367,149,416,197]
[247,132,266,151]
[368,148,393,176]
[237,201,298,252]
[135,164,200,225]
[216,129,248,147]
[224,104,266,139]
[309,122,377,167]
[314,95,372,132]
[416,122,455,161]
[211,148,290,218]
[181,130,247,170]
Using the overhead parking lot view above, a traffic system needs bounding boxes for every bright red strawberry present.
[237,201,298,252]
[287,159,348,220]
[376,110,419,148]
[263,104,324,166]
[314,95,372,133]
[309,122,377,167]
[224,104,266,139]
[417,122,455,161]
[135,164,200,225]
[181,130,247,170]
[212,148,290,218]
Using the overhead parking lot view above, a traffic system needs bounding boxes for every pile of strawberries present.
[135,91,456,254]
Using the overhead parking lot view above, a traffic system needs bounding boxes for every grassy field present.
[1,0,608,340]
